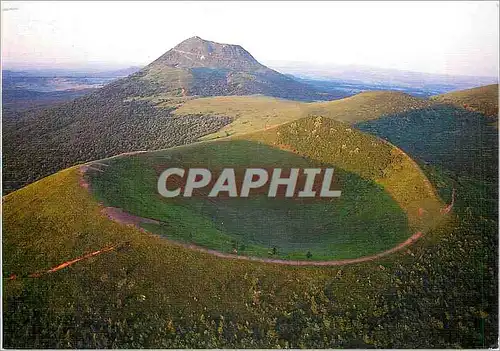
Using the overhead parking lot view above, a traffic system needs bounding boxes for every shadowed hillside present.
[356,104,499,179]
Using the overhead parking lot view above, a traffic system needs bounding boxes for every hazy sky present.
[2,1,499,77]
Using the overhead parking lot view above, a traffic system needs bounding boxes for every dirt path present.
[80,164,455,267]
[441,188,456,214]
[8,243,123,280]
[164,231,423,266]
[101,207,160,226]
[79,165,91,190]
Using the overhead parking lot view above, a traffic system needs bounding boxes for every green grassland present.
[305,90,432,122]
[172,91,433,139]
[172,95,307,139]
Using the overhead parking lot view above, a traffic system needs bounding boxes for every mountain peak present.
[139,36,338,101]
[174,36,205,47]
[152,37,265,71]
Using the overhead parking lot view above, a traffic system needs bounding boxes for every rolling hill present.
[3,107,497,347]
[172,91,434,139]
[432,84,498,119]
[2,67,141,113]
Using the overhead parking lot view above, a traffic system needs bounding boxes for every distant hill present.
[432,84,498,118]
[2,66,142,79]
[267,61,498,94]
[2,88,95,113]
[116,36,344,101]
[289,76,436,98]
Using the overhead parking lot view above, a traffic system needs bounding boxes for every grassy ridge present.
[432,84,498,119]
[306,91,432,122]
[241,116,443,230]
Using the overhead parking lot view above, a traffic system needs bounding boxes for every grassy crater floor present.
[87,117,442,261]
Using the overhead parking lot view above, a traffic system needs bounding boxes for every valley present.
[2,68,140,113]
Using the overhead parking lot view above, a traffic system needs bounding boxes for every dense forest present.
[3,85,231,193]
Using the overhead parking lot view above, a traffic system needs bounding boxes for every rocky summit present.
[152,36,266,71]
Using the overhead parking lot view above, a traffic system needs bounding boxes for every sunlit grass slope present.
[305,91,432,122]
[173,95,307,139]
[432,84,498,119]
[173,91,433,139]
